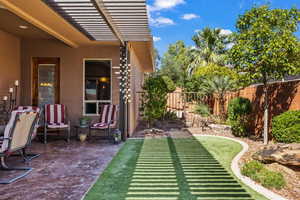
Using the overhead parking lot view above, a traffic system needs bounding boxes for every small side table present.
[74,125,90,140]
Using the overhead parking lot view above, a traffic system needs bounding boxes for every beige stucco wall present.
[128,47,145,135]
[0,30,20,100]
[20,39,120,123]
[19,39,147,136]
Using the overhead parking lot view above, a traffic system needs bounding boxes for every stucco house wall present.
[0,30,20,99]
[21,39,121,123]
[20,39,145,135]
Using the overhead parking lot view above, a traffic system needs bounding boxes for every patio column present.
[119,42,131,141]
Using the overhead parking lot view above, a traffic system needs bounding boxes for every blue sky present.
[148,0,300,57]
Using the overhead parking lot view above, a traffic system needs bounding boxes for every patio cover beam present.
[0,0,79,48]
[92,0,125,45]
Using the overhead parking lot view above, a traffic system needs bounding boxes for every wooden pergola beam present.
[92,0,125,45]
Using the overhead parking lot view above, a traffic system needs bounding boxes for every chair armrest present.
[2,137,11,141]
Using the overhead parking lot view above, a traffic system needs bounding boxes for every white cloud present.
[152,17,175,27]
[181,13,199,20]
[149,0,185,12]
[147,0,184,27]
[220,29,233,36]
[153,36,161,42]
[226,43,234,49]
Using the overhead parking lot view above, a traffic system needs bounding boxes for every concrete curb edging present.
[196,135,288,200]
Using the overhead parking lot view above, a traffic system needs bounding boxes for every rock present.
[209,124,231,131]
[253,144,300,166]
[265,163,297,177]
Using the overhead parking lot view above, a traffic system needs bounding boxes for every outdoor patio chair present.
[89,104,119,140]
[44,104,70,144]
[13,106,41,161]
[0,110,38,184]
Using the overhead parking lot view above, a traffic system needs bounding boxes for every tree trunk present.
[263,76,269,145]
[219,94,226,120]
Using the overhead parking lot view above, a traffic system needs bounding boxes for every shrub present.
[241,160,264,178]
[161,76,176,92]
[163,110,177,120]
[230,120,248,137]
[194,103,211,117]
[227,97,251,137]
[272,110,300,143]
[228,97,252,121]
[141,74,176,126]
[256,169,286,190]
[241,160,286,190]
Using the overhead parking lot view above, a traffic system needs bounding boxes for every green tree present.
[160,41,191,87]
[189,27,232,74]
[141,74,175,127]
[228,6,300,144]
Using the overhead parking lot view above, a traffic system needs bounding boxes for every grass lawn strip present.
[84,137,266,200]
[172,138,253,200]
[126,138,180,200]
[197,136,269,200]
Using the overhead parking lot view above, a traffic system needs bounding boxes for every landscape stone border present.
[197,135,288,200]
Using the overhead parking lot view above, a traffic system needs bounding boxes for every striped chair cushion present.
[90,104,118,129]
[45,104,66,124]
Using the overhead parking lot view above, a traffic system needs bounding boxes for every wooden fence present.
[138,79,300,136]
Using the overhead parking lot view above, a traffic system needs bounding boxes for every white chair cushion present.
[47,123,69,129]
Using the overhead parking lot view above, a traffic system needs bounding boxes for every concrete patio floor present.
[0,138,122,200]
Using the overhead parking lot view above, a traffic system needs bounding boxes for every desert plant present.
[272,110,300,143]
[195,103,211,117]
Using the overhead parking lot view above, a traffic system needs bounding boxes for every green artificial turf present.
[84,137,268,200]
[197,136,269,200]
[84,139,144,200]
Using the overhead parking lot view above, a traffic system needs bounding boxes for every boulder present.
[253,144,300,166]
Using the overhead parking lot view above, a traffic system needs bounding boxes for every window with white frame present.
[84,59,111,115]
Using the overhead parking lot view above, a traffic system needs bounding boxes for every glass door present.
[32,58,60,107]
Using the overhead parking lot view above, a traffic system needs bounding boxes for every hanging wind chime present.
[119,43,131,104]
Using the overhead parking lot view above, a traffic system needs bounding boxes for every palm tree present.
[201,75,236,119]
[188,27,231,75]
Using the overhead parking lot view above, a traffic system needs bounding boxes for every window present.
[83,59,111,115]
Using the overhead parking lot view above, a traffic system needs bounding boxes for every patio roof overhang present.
[0,0,154,71]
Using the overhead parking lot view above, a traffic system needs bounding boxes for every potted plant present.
[79,116,91,127]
